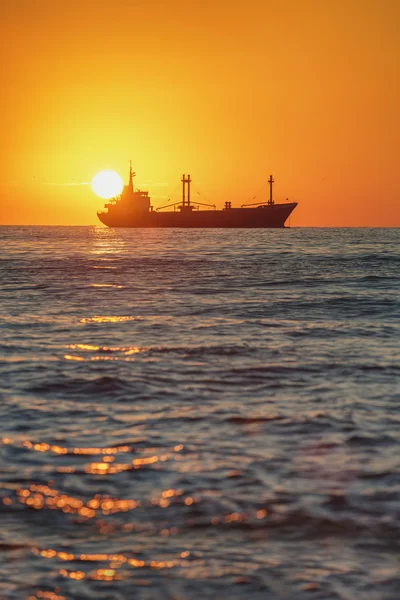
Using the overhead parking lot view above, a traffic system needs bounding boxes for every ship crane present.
[156,174,216,211]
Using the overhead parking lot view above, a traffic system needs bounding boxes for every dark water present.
[0,226,399,600]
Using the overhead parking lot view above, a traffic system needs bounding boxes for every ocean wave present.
[1,226,399,600]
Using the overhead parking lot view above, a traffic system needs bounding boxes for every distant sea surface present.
[0,226,399,600]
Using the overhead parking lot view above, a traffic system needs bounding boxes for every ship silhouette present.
[97,163,297,228]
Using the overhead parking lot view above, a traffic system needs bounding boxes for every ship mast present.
[181,174,191,209]
[268,174,274,205]
[128,160,136,194]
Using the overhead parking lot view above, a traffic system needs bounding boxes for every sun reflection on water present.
[67,344,148,353]
[79,316,136,324]
[89,284,124,288]
[0,434,280,595]
[63,343,154,362]
[89,226,127,256]
[27,591,66,600]
[18,439,133,455]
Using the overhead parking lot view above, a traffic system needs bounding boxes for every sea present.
[0,226,399,600]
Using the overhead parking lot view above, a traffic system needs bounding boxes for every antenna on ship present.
[128,160,136,193]
[268,174,274,206]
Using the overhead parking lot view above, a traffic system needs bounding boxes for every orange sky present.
[1,0,399,226]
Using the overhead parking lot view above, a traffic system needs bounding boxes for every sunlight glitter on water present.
[89,284,125,288]
[79,316,136,323]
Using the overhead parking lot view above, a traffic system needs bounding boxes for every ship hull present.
[97,203,297,228]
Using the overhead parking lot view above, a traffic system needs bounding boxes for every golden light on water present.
[91,170,123,199]
[63,343,150,362]
[79,316,136,323]
[1,435,278,592]
[1,437,266,527]
[89,284,124,288]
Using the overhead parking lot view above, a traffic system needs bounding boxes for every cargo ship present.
[97,163,297,228]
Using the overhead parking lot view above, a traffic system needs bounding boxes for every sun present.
[92,170,123,199]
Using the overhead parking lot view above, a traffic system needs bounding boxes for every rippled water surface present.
[0,226,399,600]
